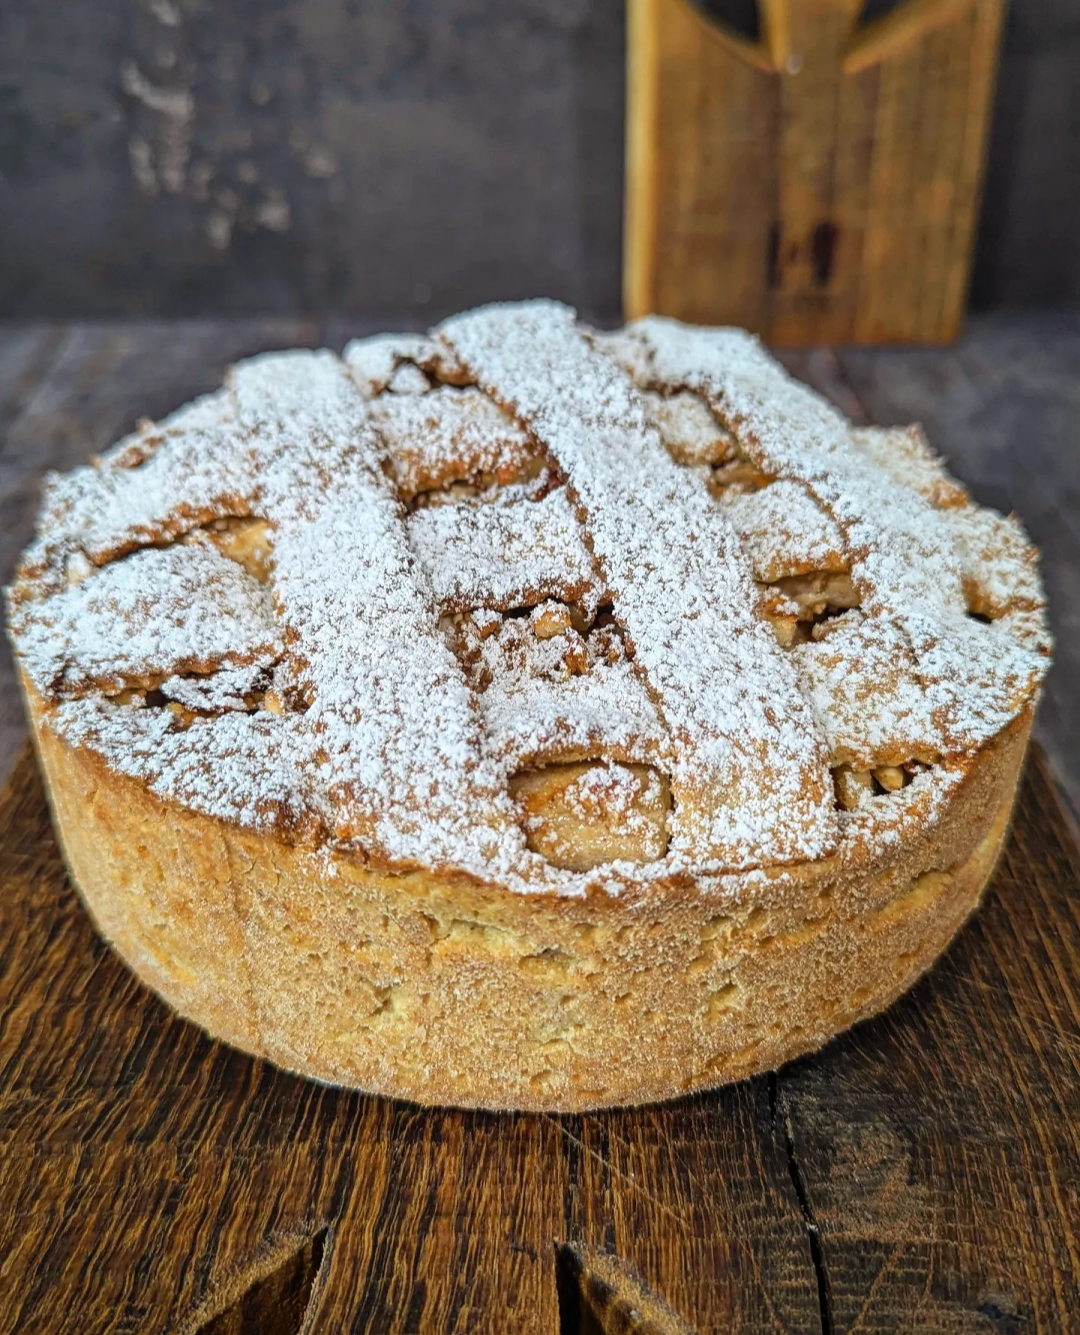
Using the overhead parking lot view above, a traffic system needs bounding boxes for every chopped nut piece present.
[470,607,503,640]
[203,517,275,583]
[765,615,799,648]
[64,551,94,588]
[873,764,906,792]
[834,766,874,810]
[531,602,572,639]
[707,459,774,495]
[772,570,860,619]
[562,631,589,675]
[111,686,147,707]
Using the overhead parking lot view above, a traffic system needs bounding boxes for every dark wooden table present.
[1,315,1078,1333]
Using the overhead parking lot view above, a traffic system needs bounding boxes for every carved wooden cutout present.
[625,0,1007,343]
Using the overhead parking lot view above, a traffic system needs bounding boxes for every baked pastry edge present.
[26,679,1031,1111]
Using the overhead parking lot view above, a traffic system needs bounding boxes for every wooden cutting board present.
[624,0,1006,343]
[0,742,1077,1335]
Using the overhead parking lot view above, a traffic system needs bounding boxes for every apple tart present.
[6,301,1050,1110]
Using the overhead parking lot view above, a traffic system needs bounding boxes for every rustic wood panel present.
[2,0,1078,322]
[624,0,1006,343]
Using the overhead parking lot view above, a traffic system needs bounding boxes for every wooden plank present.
[0,747,822,1334]
[559,1091,821,1333]
[624,0,1006,344]
[625,0,778,333]
[776,749,1080,1333]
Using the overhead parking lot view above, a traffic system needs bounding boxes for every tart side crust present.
[29,680,1031,1112]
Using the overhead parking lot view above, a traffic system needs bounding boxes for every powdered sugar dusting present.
[440,300,838,868]
[7,302,1050,894]
[791,613,941,768]
[407,488,603,614]
[644,390,734,466]
[341,333,436,396]
[717,480,847,583]
[467,615,668,776]
[11,535,281,698]
[55,697,316,834]
[622,316,1048,756]
[161,661,274,712]
[228,350,522,870]
[372,386,537,498]
[849,425,969,510]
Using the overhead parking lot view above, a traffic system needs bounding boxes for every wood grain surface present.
[0,734,1078,1332]
[624,0,1006,343]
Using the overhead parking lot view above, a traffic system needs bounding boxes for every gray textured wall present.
[0,0,1076,321]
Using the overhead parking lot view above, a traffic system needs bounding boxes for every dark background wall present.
[1,0,1077,323]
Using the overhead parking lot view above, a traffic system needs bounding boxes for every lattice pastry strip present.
[849,425,969,510]
[715,480,847,583]
[103,388,237,470]
[10,535,282,699]
[465,615,669,777]
[371,386,540,500]
[407,487,604,615]
[343,332,468,396]
[905,611,1045,753]
[55,697,317,834]
[944,506,1045,618]
[441,300,838,868]
[791,613,941,769]
[230,351,521,867]
[619,318,965,616]
[16,417,260,597]
[642,390,735,466]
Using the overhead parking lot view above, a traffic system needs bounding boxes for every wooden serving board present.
[0,744,1077,1334]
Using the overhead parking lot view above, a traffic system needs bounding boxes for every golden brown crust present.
[8,305,1051,1110]
[28,680,1032,1111]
